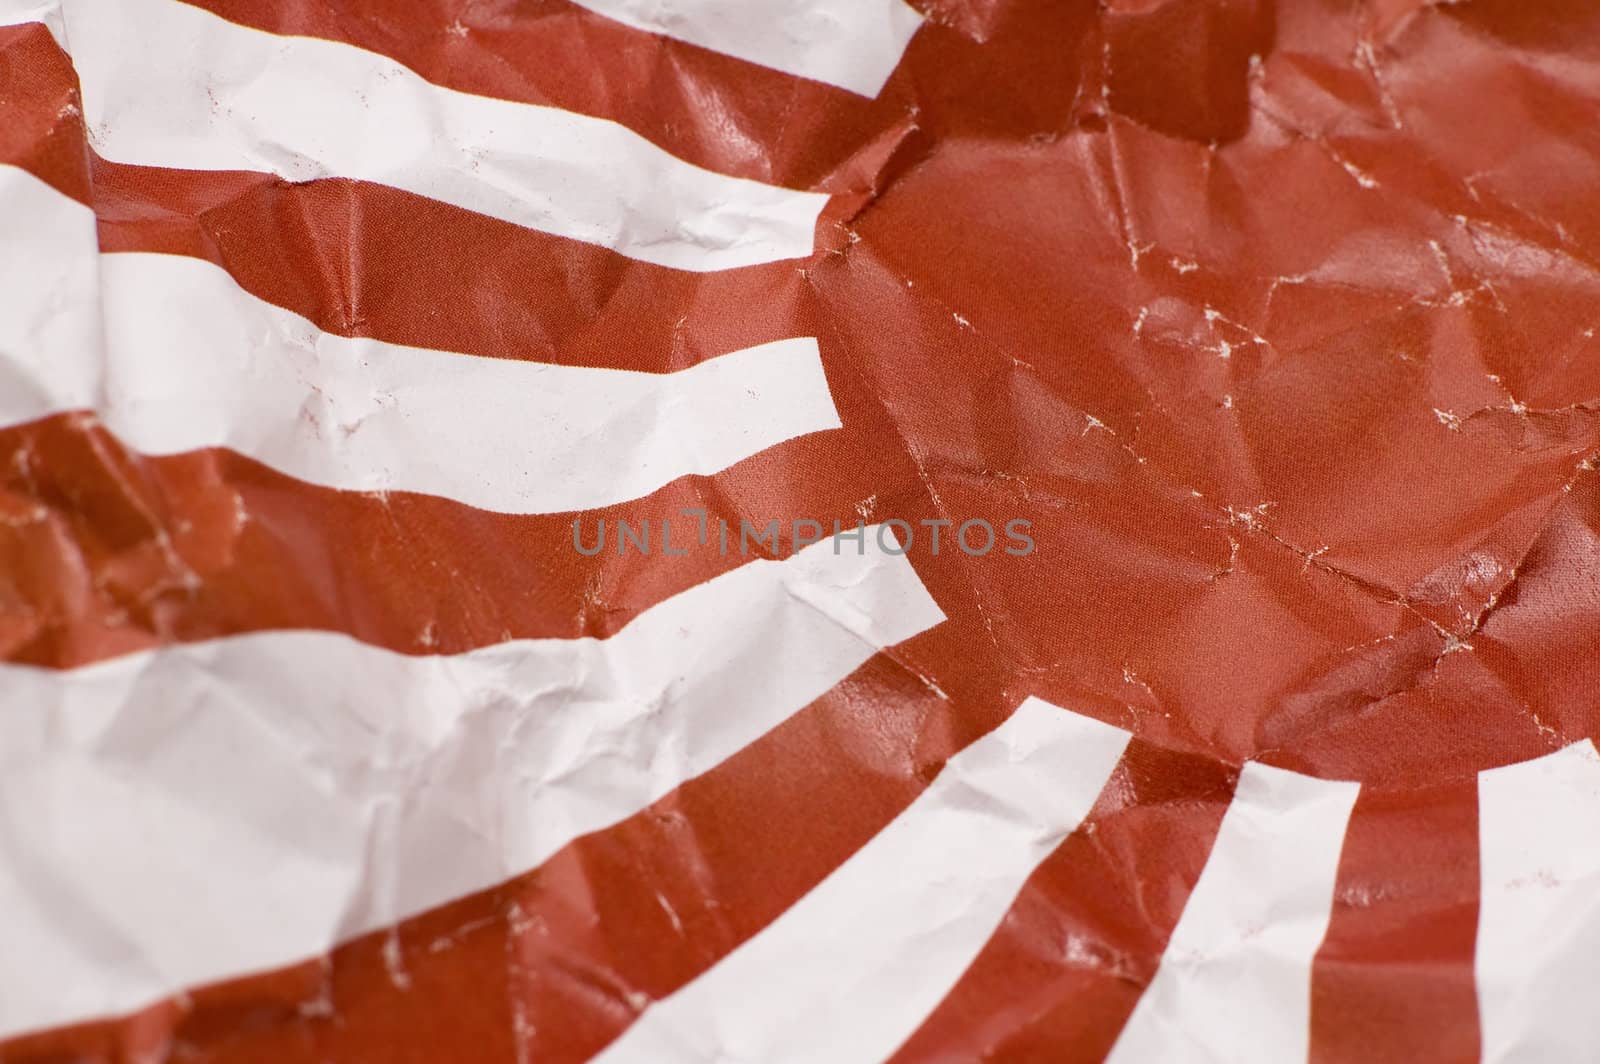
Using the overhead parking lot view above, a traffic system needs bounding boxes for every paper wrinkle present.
[1107,763,1358,1063]
[0,533,942,1038]
[58,0,830,271]
[567,0,924,98]
[1262,453,1600,768]
[1478,739,1600,1061]
[819,218,1530,659]
[593,697,1129,1064]
[5,0,1600,1054]
[830,101,1600,723]
[1,226,842,514]
[0,167,102,422]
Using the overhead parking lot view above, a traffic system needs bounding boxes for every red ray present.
[1310,781,1482,1064]
[887,739,1236,1064]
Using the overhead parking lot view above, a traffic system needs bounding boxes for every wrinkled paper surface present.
[4,0,1600,1061]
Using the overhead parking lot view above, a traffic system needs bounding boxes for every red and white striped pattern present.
[58,0,832,271]
[4,172,840,513]
[0,534,942,1040]
[2,1,1596,1062]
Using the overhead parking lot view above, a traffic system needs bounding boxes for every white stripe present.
[1477,739,1600,1063]
[595,696,1131,1064]
[93,254,839,513]
[569,0,922,98]
[0,168,839,513]
[1107,763,1360,1064]
[0,167,101,423]
[0,533,943,1040]
[50,0,827,271]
